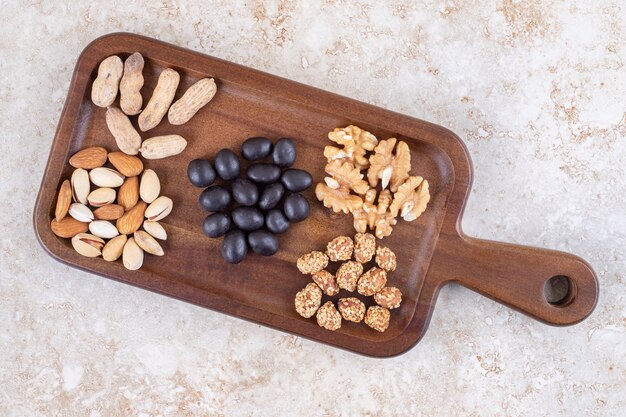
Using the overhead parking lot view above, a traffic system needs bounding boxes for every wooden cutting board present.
[34,33,598,357]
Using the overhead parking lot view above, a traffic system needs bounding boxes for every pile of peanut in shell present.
[294,232,402,332]
[93,52,217,159]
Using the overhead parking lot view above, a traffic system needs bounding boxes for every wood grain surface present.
[33,33,598,357]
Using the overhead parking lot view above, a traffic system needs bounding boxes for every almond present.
[69,147,108,169]
[123,237,144,270]
[118,176,139,211]
[50,217,89,238]
[102,234,127,262]
[139,169,160,203]
[89,167,125,188]
[134,230,164,256]
[93,204,125,220]
[87,188,116,207]
[108,151,143,177]
[54,179,71,222]
[71,168,90,204]
[116,201,147,235]
[145,196,173,221]
[72,233,105,258]
[139,135,187,159]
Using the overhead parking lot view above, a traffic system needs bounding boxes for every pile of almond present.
[294,233,402,332]
[51,146,170,270]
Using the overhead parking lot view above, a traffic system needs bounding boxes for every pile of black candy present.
[188,137,312,263]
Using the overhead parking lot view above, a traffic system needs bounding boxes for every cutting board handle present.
[431,235,598,325]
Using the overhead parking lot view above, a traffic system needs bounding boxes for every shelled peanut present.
[294,233,402,333]
[51,146,171,270]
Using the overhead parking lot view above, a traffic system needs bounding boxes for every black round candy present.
[187,159,216,187]
[214,149,240,180]
[246,163,281,184]
[241,137,273,161]
[283,193,309,222]
[247,230,279,256]
[231,178,259,206]
[281,169,312,192]
[272,138,296,167]
[221,229,248,264]
[258,183,285,211]
[265,209,290,234]
[203,213,231,238]
[199,185,231,212]
[231,206,264,231]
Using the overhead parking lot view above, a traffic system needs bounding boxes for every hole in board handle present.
[544,275,576,307]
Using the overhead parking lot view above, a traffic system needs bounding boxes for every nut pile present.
[93,53,218,159]
[188,137,313,263]
[315,125,431,238]
[51,146,171,270]
[294,233,402,332]
[48,54,221,269]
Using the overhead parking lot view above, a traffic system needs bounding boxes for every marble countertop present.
[1,1,624,415]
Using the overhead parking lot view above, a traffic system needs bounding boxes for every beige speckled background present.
[1,1,625,416]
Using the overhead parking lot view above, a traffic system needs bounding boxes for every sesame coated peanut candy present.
[294,233,402,333]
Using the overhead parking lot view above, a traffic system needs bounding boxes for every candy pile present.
[188,137,312,263]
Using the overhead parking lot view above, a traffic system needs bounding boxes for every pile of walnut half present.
[315,125,431,239]
[294,233,402,332]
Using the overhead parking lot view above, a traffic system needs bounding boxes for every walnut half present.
[352,188,397,239]
[315,160,369,214]
[367,138,411,192]
[389,176,430,221]
[324,125,378,170]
